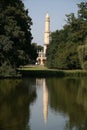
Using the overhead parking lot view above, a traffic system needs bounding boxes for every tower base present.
[36,51,46,65]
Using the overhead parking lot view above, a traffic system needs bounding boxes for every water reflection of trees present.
[46,78,87,130]
[0,79,37,130]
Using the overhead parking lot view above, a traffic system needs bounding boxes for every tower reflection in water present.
[36,79,48,123]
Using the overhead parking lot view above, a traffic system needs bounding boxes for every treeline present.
[0,0,37,76]
[46,2,87,70]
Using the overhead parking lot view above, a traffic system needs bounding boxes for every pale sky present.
[23,0,86,45]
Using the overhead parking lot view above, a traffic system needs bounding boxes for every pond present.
[0,77,87,130]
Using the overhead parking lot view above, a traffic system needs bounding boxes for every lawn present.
[18,65,87,77]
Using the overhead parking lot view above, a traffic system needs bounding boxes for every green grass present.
[19,65,50,70]
[17,65,87,78]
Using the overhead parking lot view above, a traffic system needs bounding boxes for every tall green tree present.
[0,0,33,69]
[46,2,87,69]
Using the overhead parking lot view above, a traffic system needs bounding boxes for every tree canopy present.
[0,0,37,76]
[46,2,87,69]
[0,0,37,68]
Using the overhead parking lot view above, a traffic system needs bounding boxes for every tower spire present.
[44,13,50,54]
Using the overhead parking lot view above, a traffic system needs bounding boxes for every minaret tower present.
[44,13,50,54]
[36,13,50,65]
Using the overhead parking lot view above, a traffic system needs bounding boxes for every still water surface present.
[0,77,87,130]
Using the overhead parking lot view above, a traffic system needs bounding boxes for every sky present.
[23,0,86,45]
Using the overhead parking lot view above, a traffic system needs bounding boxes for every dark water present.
[0,77,87,130]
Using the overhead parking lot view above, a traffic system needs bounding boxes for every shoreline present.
[17,67,87,78]
[1,65,87,78]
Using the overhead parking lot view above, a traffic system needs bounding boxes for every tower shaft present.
[44,13,50,54]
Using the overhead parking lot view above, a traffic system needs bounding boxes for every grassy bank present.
[17,65,87,77]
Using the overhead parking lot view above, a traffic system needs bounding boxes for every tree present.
[77,2,87,21]
[46,2,87,69]
[0,0,34,69]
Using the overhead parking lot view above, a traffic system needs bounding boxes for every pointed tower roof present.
[46,13,49,18]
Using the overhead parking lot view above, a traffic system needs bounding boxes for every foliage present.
[31,43,43,63]
[77,43,87,69]
[0,0,36,76]
[46,2,87,69]
[0,61,16,77]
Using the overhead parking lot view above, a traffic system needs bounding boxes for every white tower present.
[44,13,50,54]
[36,13,50,65]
